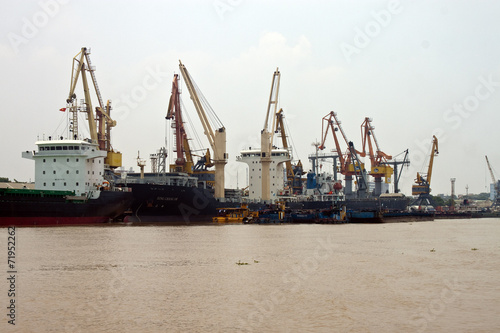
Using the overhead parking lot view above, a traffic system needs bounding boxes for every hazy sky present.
[1,0,499,196]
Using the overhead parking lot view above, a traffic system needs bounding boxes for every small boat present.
[290,206,348,224]
[252,201,289,224]
[212,203,258,223]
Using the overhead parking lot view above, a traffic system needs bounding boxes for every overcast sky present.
[1,0,499,196]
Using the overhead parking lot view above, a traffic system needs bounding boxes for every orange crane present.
[412,135,438,196]
[319,111,365,197]
[360,117,393,195]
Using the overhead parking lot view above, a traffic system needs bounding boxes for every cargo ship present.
[115,171,219,224]
[0,139,133,226]
[0,47,135,226]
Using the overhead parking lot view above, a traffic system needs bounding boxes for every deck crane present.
[260,68,281,202]
[178,61,227,199]
[166,74,214,184]
[275,108,304,194]
[319,111,365,197]
[412,135,438,196]
[66,47,122,168]
[485,155,500,208]
[360,117,393,196]
[166,74,194,173]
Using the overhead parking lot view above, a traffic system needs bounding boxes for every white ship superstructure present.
[237,148,290,202]
[22,139,107,197]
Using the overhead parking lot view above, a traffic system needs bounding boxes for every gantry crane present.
[319,111,365,197]
[412,135,438,196]
[360,117,393,196]
[66,47,122,168]
[275,108,303,194]
[178,61,227,199]
[485,155,500,208]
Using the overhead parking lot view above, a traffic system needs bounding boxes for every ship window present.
[50,146,55,150]
[67,158,69,162]
[76,158,79,162]
[66,170,69,174]
[69,146,74,150]
[88,171,90,175]
[64,182,66,186]
[56,146,62,150]
[43,171,45,174]
[63,146,68,150]
[53,159,56,162]
[74,146,79,150]
[43,159,46,163]
[53,170,56,174]
[52,182,55,186]
[43,182,46,186]
[76,170,79,174]
[92,171,94,175]
[76,182,79,186]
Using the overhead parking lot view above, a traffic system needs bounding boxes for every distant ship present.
[0,139,134,226]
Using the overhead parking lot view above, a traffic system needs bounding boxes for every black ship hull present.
[122,183,218,224]
[0,189,134,227]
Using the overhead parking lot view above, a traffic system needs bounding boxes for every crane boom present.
[65,47,121,168]
[360,117,393,192]
[426,136,439,185]
[486,156,497,185]
[319,111,363,175]
[264,68,281,148]
[275,108,303,194]
[178,60,227,199]
[486,155,500,208]
[67,48,98,144]
[259,69,281,202]
[412,135,438,195]
[166,74,194,172]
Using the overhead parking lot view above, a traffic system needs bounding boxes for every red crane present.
[166,74,194,173]
[318,111,363,177]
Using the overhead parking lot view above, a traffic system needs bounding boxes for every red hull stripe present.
[0,217,110,227]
